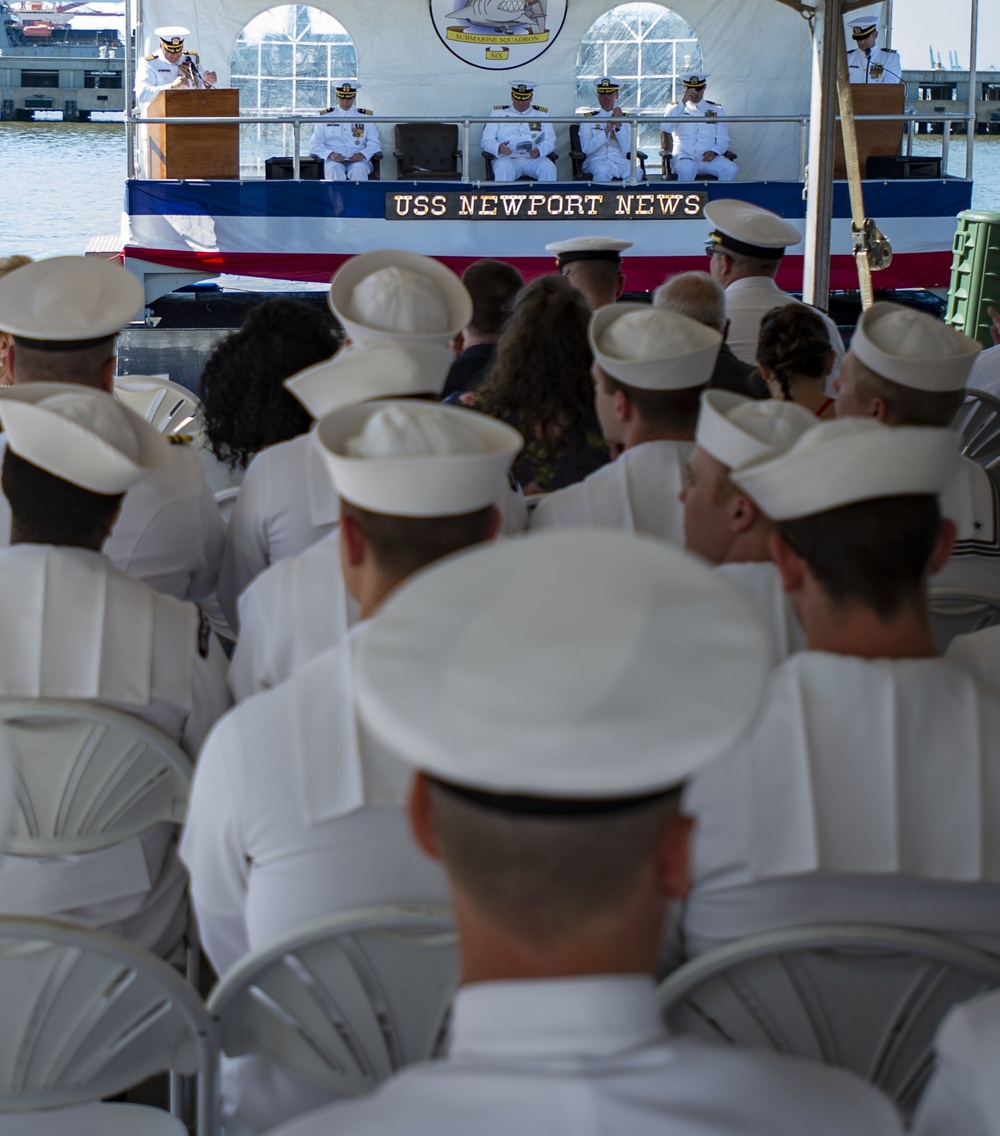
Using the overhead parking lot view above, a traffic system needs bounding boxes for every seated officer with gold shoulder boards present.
[308,80,381,182]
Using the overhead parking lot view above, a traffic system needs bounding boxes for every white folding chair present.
[659,923,1000,1119]
[0,914,216,1135]
[953,389,1000,471]
[115,376,204,436]
[929,587,1000,651]
[207,906,457,1098]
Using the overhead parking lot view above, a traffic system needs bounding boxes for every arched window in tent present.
[230,5,358,173]
[577,3,702,171]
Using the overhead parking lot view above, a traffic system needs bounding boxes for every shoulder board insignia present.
[188,50,199,57]
[166,433,193,445]
[322,107,335,114]
[887,48,898,53]
[494,104,508,110]
[359,107,373,115]
[197,609,211,659]
[706,100,720,107]
[145,53,156,60]
[532,104,547,112]
[583,110,599,117]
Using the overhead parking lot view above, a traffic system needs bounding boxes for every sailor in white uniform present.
[181,400,519,1134]
[133,24,216,112]
[0,256,226,603]
[832,302,996,629]
[683,418,1000,962]
[481,79,557,182]
[0,384,230,957]
[661,73,737,183]
[545,236,630,310]
[578,76,644,182]
[530,303,722,541]
[264,530,902,1136]
[703,199,845,371]
[307,80,381,182]
[846,16,902,84]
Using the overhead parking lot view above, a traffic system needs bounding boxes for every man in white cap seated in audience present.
[680,390,814,662]
[182,399,520,1134]
[530,304,720,541]
[0,384,230,957]
[545,236,631,310]
[704,200,844,369]
[833,302,994,621]
[217,249,476,628]
[264,529,903,1136]
[578,77,644,182]
[682,418,1000,963]
[0,255,226,603]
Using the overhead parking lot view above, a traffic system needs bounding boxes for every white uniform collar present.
[306,429,340,528]
[449,975,664,1061]
[725,276,785,295]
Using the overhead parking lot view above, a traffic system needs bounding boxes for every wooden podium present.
[147,88,240,179]
[834,84,905,179]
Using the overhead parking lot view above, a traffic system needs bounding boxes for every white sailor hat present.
[681,72,710,89]
[704,200,801,261]
[284,341,454,419]
[354,530,771,801]
[0,383,170,494]
[695,390,817,471]
[329,250,473,348]
[594,76,621,95]
[849,15,878,38]
[850,301,981,393]
[546,236,632,268]
[316,399,522,517]
[155,26,189,50]
[589,302,722,391]
[510,79,535,99]
[0,256,143,349]
[333,79,359,97]
[732,417,960,522]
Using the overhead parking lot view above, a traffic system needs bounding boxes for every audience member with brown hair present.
[455,274,608,494]
[443,259,524,398]
[756,305,837,418]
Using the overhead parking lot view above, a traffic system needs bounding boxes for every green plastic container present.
[946,210,1000,348]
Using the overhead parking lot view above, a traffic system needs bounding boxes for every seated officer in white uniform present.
[578,76,644,182]
[0,385,230,956]
[704,199,845,369]
[265,530,903,1136]
[307,80,381,182]
[182,400,519,1134]
[833,302,994,620]
[0,256,225,603]
[683,419,1000,962]
[661,73,737,183]
[216,250,473,628]
[481,79,557,182]
[228,375,520,700]
[681,390,814,663]
[545,236,630,310]
[846,15,902,84]
[530,304,721,541]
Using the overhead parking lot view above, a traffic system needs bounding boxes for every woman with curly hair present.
[199,297,341,471]
[454,274,608,493]
[756,305,838,420]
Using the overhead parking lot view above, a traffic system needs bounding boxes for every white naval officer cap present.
[732,417,960,521]
[284,341,454,419]
[681,72,710,88]
[316,398,521,517]
[509,79,536,98]
[155,25,189,49]
[589,302,722,391]
[545,236,632,268]
[850,301,981,392]
[329,250,473,347]
[0,256,144,349]
[704,200,801,261]
[354,529,771,801]
[593,76,621,94]
[848,15,879,38]
[695,390,817,471]
[334,79,360,97]
[0,383,170,494]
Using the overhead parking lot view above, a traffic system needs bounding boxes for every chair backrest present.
[208,905,456,1097]
[0,914,215,1128]
[659,923,1000,1118]
[0,700,192,856]
[115,376,204,436]
[929,587,1000,650]
[394,122,460,178]
[953,388,1000,470]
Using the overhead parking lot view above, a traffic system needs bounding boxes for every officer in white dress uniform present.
[481,80,557,182]
[307,80,381,182]
[0,385,230,956]
[0,256,225,602]
[703,199,845,370]
[182,400,520,1134]
[545,236,630,310]
[846,16,902,84]
[681,389,814,663]
[833,302,995,626]
[263,530,902,1136]
[683,419,1000,962]
[578,76,644,182]
[662,73,737,183]
[134,25,216,112]
[216,250,475,629]
[530,303,721,541]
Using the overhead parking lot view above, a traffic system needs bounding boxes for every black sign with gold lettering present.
[384,189,707,221]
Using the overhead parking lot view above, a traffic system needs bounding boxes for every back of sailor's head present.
[654,271,727,333]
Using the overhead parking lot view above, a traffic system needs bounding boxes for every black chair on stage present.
[393,122,463,180]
